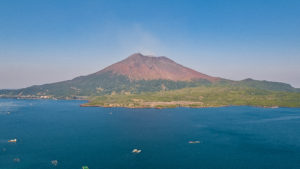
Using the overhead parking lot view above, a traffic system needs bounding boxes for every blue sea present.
[0,99,300,169]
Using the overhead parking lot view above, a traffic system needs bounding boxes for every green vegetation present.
[84,86,300,108]
[238,78,299,92]
[0,72,212,98]
[1,72,299,99]
[1,72,299,108]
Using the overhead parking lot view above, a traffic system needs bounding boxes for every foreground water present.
[0,99,299,169]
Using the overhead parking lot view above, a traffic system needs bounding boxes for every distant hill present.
[0,53,299,107]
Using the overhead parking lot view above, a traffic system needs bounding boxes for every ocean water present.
[0,99,300,169]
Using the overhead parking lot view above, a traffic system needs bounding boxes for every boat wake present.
[245,116,300,124]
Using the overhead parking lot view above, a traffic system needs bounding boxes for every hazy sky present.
[1,0,300,89]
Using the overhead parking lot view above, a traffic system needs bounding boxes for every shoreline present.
[80,103,293,109]
[1,97,298,109]
[79,103,227,109]
[0,96,88,101]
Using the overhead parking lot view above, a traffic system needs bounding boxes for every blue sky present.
[1,0,300,88]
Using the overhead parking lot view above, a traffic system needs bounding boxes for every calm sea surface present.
[0,99,300,169]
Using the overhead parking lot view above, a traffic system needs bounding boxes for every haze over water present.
[0,99,300,169]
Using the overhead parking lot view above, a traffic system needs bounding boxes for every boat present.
[188,140,200,144]
[13,158,20,163]
[132,148,142,153]
[8,139,17,143]
[82,166,89,169]
[51,160,58,166]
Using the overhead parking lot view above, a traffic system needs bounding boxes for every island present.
[1,53,300,108]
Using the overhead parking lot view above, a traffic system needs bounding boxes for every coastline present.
[80,102,290,109]
[0,96,88,101]
[79,103,227,109]
[1,97,297,109]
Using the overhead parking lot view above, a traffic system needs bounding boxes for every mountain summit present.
[97,53,218,82]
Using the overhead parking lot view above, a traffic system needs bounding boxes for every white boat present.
[51,160,58,166]
[8,139,17,143]
[132,148,142,153]
[188,140,200,144]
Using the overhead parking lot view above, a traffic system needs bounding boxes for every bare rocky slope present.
[98,53,219,82]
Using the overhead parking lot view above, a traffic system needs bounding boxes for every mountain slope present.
[97,53,218,81]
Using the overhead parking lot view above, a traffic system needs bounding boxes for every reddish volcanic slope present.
[97,53,219,82]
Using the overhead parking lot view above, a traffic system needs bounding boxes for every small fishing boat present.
[132,149,142,153]
[51,160,58,166]
[8,139,17,143]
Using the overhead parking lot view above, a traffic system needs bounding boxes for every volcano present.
[97,53,218,82]
[0,53,297,99]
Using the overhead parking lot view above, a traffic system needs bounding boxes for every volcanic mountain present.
[97,53,218,82]
[0,53,298,99]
